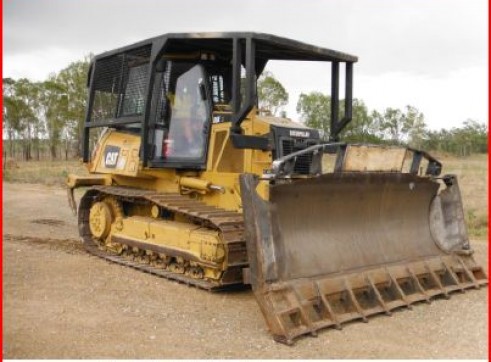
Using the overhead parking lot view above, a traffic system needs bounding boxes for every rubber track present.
[78,186,246,291]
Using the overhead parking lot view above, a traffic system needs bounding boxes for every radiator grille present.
[281,139,314,175]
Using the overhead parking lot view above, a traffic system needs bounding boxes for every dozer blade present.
[239,173,487,345]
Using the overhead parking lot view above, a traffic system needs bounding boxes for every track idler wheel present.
[88,197,124,254]
[89,202,112,241]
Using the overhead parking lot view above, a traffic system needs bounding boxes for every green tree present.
[378,107,404,143]
[296,94,386,142]
[38,77,66,159]
[3,78,23,158]
[2,78,43,160]
[56,57,91,157]
[462,119,487,153]
[257,71,289,116]
[452,120,488,156]
[403,105,427,148]
[296,92,331,138]
[421,120,487,156]
[341,99,382,143]
[3,79,15,153]
[374,105,427,146]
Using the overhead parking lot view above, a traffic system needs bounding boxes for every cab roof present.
[94,32,358,63]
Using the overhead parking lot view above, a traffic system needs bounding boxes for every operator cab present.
[83,33,357,171]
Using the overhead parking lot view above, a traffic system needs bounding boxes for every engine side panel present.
[91,130,142,176]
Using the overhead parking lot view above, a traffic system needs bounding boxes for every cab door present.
[151,61,212,169]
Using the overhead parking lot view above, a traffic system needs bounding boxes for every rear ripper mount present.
[240,172,487,345]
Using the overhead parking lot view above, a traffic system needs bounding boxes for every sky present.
[3,0,488,130]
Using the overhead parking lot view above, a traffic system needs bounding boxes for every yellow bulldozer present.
[67,32,487,344]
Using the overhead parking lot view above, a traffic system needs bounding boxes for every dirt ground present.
[3,182,489,359]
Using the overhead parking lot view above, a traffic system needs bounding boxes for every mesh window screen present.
[91,45,152,122]
[121,64,149,116]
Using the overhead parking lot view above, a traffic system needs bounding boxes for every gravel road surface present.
[3,183,488,358]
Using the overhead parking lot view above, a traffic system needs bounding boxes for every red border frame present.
[0,1,488,358]
[487,0,490,358]
[1,0,5,357]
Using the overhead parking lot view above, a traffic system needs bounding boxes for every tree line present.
[2,60,487,162]
[260,73,488,156]
[3,57,90,161]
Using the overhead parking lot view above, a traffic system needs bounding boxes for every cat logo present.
[103,146,120,168]
[106,152,118,166]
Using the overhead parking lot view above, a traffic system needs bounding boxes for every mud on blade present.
[240,173,487,345]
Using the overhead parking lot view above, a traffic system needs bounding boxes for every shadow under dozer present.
[240,171,487,345]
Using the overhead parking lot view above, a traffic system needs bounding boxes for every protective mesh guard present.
[91,45,152,122]
[240,173,487,345]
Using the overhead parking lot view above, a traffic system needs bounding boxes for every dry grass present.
[3,160,88,186]
[435,152,488,239]
[4,154,488,239]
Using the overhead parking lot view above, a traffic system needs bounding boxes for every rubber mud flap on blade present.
[239,173,487,345]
